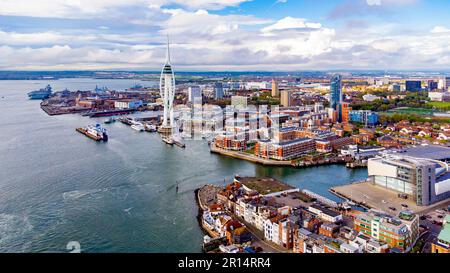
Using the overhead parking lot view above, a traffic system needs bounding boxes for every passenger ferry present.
[76,124,108,141]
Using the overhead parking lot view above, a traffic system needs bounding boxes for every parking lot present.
[332,182,450,216]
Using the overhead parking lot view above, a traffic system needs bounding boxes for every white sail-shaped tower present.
[159,37,176,136]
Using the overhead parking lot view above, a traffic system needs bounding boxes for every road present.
[230,214,290,253]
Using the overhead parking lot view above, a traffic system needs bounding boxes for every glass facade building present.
[405,80,422,92]
[349,110,379,126]
[330,75,342,122]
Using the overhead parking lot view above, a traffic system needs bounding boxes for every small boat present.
[131,123,145,132]
[144,123,157,132]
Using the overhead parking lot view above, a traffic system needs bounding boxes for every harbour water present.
[0,79,368,253]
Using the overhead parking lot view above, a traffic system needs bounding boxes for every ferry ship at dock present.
[131,123,145,132]
[27,85,52,100]
[76,124,108,141]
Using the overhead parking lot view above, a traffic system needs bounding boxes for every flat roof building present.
[368,154,450,206]
[432,214,450,253]
[354,210,419,251]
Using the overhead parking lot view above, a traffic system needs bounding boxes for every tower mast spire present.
[166,35,171,64]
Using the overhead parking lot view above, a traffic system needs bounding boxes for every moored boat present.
[27,85,52,100]
[144,123,157,132]
[131,123,145,132]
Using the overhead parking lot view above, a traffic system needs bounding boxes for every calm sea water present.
[0,79,367,253]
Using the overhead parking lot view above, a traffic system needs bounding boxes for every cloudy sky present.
[0,0,449,71]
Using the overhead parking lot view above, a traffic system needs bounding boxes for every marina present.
[0,79,368,253]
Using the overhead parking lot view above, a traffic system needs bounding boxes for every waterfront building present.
[214,134,247,151]
[354,210,418,251]
[330,75,342,121]
[446,76,450,91]
[432,214,450,253]
[114,99,143,109]
[349,110,379,126]
[329,137,354,151]
[340,145,384,160]
[159,38,176,135]
[315,140,332,153]
[271,79,279,97]
[367,154,450,206]
[405,80,422,92]
[254,138,316,160]
[188,86,202,104]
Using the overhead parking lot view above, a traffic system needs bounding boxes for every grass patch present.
[240,177,293,194]
[427,101,450,110]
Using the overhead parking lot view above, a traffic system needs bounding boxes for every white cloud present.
[431,26,450,33]
[371,39,402,53]
[160,8,268,36]
[261,17,322,33]
[0,0,251,18]
[366,0,381,6]
[0,1,449,70]
[366,0,417,6]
